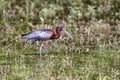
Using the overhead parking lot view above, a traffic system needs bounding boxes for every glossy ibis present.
[21,26,72,57]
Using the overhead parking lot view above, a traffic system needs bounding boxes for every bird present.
[21,26,73,57]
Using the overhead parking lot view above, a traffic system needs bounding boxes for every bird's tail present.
[21,34,27,39]
[21,32,31,39]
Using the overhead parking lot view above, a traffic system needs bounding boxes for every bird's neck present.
[55,29,61,39]
[51,29,61,39]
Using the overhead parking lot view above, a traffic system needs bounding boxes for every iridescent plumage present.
[21,26,72,57]
[22,29,54,40]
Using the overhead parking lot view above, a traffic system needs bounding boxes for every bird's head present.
[56,26,73,39]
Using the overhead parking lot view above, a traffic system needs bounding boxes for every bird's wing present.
[34,30,53,40]
[22,29,53,40]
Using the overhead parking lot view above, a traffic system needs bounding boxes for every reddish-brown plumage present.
[50,27,62,39]
[21,26,63,41]
[21,26,72,56]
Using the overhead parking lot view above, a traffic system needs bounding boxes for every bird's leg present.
[42,46,48,56]
[39,43,44,57]
[42,41,48,56]
[39,41,48,57]
[31,40,37,46]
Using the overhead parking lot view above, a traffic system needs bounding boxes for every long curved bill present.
[62,28,73,39]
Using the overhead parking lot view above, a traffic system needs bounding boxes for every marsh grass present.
[0,0,120,80]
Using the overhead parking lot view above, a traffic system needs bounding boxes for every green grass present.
[0,48,119,80]
[0,0,120,80]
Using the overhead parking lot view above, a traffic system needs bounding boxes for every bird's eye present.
[60,27,64,31]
